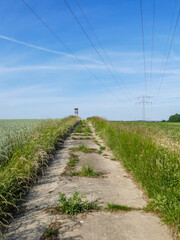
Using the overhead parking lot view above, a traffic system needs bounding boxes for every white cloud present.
[0,34,101,64]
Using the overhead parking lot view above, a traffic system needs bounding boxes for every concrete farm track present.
[4,123,172,240]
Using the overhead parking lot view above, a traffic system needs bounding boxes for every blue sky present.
[0,0,179,120]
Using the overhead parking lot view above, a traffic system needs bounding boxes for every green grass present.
[94,140,100,146]
[40,222,61,240]
[98,145,106,154]
[43,228,58,238]
[0,119,45,167]
[72,137,91,140]
[100,146,105,151]
[0,119,44,148]
[0,116,80,228]
[56,191,99,215]
[75,125,84,133]
[113,121,180,151]
[67,153,80,168]
[94,140,105,154]
[74,133,92,136]
[70,144,92,153]
[88,117,180,233]
[105,203,132,212]
[75,120,92,136]
[81,164,100,177]
[62,164,104,178]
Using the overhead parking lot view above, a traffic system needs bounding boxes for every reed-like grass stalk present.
[0,116,80,229]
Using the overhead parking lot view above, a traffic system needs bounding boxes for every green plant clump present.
[81,164,99,177]
[67,153,80,168]
[70,144,92,153]
[75,121,92,135]
[62,164,104,178]
[57,191,99,215]
[87,117,180,232]
[44,228,58,238]
[105,203,132,212]
[98,145,106,154]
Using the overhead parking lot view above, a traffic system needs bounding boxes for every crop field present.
[0,116,80,228]
[113,121,180,151]
[88,117,180,232]
[0,119,44,150]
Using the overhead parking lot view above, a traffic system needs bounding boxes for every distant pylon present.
[136,96,152,121]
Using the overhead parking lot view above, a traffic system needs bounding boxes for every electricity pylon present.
[136,96,152,121]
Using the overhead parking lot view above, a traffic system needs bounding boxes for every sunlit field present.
[88,117,180,231]
[0,116,79,228]
[113,121,180,151]
[0,119,44,150]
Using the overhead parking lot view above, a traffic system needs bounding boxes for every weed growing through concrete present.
[74,133,92,136]
[75,121,92,136]
[98,146,106,154]
[56,191,99,215]
[72,137,91,140]
[81,164,100,177]
[70,144,93,153]
[42,228,58,238]
[62,164,105,178]
[94,140,100,146]
[105,203,132,212]
[67,153,80,168]
[48,191,54,194]
[40,222,61,240]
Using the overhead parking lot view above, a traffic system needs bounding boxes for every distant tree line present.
[168,113,180,122]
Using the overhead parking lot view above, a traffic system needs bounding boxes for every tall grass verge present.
[88,117,180,233]
[0,116,80,229]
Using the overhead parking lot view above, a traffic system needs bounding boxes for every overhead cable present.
[75,0,134,100]
[21,0,124,101]
[140,0,147,94]
[149,0,155,95]
[156,9,180,99]
[64,0,133,102]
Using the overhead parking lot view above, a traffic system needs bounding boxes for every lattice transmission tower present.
[136,96,152,121]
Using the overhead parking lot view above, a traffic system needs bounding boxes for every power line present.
[140,0,147,94]
[75,0,134,101]
[149,0,155,95]
[21,0,124,102]
[64,0,133,102]
[155,9,180,99]
[155,0,178,96]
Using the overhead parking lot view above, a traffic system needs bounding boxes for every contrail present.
[0,34,101,64]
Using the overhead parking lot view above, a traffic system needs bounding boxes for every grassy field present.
[0,119,44,159]
[0,116,80,229]
[113,121,180,151]
[88,117,180,234]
